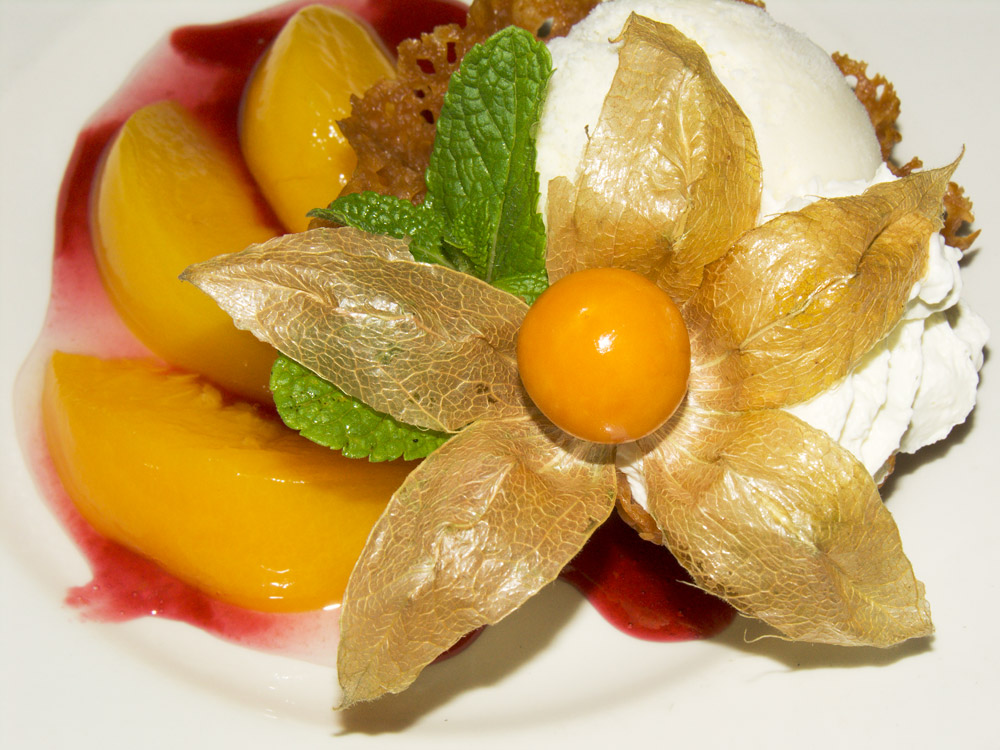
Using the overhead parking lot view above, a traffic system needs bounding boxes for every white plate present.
[2,1,997,747]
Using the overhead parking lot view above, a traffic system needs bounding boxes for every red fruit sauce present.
[17,0,734,669]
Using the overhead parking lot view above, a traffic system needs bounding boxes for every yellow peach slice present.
[43,351,412,613]
[240,5,395,232]
[94,100,281,404]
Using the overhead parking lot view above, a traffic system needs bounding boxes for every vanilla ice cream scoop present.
[535,0,987,482]
[536,0,882,213]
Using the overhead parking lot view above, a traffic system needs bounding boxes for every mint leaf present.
[277,27,552,462]
[308,192,453,267]
[493,272,549,302]
[271,355,449,462]
[425,26,551,297]
[309,26,551,300]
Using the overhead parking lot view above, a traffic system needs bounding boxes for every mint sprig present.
[309,26,551,302]
[307,191,464,269]
[271,357,449,461]
[283,26,552,461]
[423,26,550,293]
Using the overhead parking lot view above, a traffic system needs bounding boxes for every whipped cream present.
[781,166,988,480]
[534,0,988,484]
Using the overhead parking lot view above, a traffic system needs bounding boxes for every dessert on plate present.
[24,0,988,709]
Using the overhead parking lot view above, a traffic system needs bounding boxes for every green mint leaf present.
[308,192,452,267]
[271,355,449,462]
[493,270,549,303]
[424,26,551,298]
[276,27,552,461]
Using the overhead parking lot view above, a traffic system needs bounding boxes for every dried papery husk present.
[635,405,932,646]
[686,160,957,412]
[340,0,600,202]
[182,227,527,432]
[337,412,617,706]
[277,0,969,696]
[546,14,761,304]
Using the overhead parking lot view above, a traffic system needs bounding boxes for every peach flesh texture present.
[43,352,413,613]
[93,100,281,404]
[66,9,409,610]
[240,5,396,233]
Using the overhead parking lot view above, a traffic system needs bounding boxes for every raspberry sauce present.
[20,0,734,665]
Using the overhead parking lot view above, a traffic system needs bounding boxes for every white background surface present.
[2,1,997,747]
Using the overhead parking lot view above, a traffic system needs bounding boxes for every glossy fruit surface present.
[240,5,395,232]
[516,268,690,443]
[93,100,281,403]
[43,352,413,612]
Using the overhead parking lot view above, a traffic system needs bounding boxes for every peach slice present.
[93,100,281,404]
[240,5,395,232]
[43,351,413,613]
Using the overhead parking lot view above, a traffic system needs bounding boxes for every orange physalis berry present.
[516,268,690,444]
